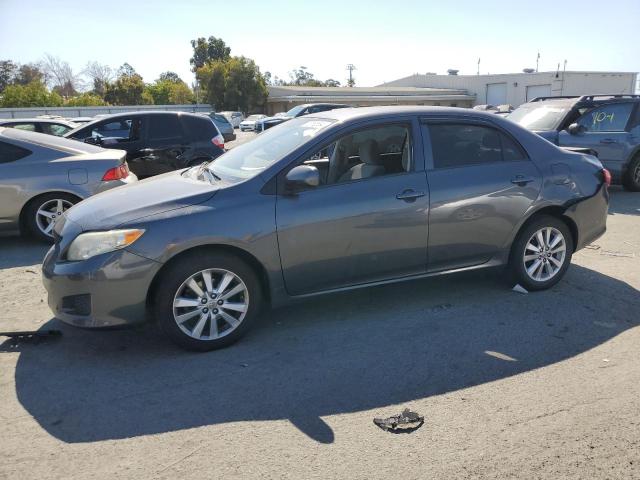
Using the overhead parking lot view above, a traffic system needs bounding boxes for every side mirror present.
[101,137,119,146]
[285,165,320,192]
[567,123,586,135]
[84,136,100,145]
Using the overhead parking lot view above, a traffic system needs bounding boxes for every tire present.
[622,155,640,192]
[153,251,263,351]
[24,193,79,242]
[508,215,573,291]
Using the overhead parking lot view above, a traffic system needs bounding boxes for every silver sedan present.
[0,127,137,241]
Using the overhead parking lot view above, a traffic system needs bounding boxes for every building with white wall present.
[265,85,475,115]
[378,71,638,108]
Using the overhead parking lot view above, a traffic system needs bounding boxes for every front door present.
[558,102,636,181]
[276,120,429,295]
[422,120,542,272]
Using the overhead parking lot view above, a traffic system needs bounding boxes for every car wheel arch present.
[507,206,578,264]
[145,244,271,316]
[18,191,83,235]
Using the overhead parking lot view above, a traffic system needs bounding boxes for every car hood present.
[64,169,219,231]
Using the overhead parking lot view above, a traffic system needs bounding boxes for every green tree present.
[196,57,267,112]
[158,71,182,83]
[15,63,45,85]
[0,60,18,92]
[65,93,107,106]
[105,70,149,105]
[190,36,231,71]
[0,81,62,107]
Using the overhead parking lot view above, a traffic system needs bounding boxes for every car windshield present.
[208,117,335,182]
[284,105,306,117]
[507,104,571,131]
[246,115,262,121]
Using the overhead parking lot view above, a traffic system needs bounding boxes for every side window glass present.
[301,124,412,185]
[0,141,32,163]
[43,124,71,136]
[501,132,527,161]
[577,103,633,132]
[148,115,182,140]
[13,123,37,132]
[428,123,524,168]
[92,119,133,140]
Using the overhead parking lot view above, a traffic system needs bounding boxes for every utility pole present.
[536,52,540,72]
[477,57,480,75]
[346,64,356,87]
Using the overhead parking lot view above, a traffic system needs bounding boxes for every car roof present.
[0,126,106,154]
[304,105,502,122]
[0,117,77,126]
[64,111,208,136]
[522,94,640,108]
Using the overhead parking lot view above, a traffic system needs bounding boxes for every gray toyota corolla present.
[42,106,609,351]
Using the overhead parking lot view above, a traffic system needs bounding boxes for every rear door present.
[0,140,34,229]
[422,119,541,272]
[558,102,636,181]
[145,114,186,175]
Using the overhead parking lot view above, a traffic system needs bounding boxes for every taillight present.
[601,168,611,187]
[211,134,224,150]
[102,163,129,181]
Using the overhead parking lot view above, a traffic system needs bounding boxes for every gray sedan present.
[0,127,137,241]
[43,106,609,351]
[0,118,78,136]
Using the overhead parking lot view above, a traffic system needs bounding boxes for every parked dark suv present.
[508,94,640,190]
[65,112,225,178]
[255,103,350,132]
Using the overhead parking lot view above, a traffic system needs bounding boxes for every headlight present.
[67,229,145,261]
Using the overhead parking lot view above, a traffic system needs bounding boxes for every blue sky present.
[1,0,639,87]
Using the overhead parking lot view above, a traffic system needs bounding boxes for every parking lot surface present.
[0,182,638,478]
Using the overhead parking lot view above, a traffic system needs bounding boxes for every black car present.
[255,103,350,132]
[64,112,225,178]
[508,94,640,190]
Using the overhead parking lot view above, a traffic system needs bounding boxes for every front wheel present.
[154,251,263,351]
[622,155,640,192]
[509,215,573,291]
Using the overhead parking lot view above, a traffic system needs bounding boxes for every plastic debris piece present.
[373,408,424,433]
[585,244,601,250]
[600,250,634,258]
[512,284,528,294]
[0,329,62,346]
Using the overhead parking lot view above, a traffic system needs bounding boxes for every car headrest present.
[359,139,382,165]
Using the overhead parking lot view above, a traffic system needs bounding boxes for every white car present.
[219,111,244,128]
[239,114,267,131]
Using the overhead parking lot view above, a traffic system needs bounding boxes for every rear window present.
[213,114,230,124]
[181,115,219,141]
[0,140,32,163]
[148,114,183,140]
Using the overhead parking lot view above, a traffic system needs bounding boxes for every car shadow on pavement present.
[0,236,50,269]
[607,187,640,216]
[7,265,639,444]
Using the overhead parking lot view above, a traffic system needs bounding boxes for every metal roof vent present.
[447,69,459,75]
[522,68,535,73]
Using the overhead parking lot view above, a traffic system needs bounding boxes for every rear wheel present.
[154,251,263,351]
[509,215,573,291]
[622,155,640,192]
[25,193,79,242]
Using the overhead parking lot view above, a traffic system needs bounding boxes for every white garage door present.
[526,84,552,101]
[486,83,507,106]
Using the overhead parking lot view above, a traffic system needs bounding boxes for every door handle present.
[511,175,535,186]
[599,139,618,144]
[396,189,425,201]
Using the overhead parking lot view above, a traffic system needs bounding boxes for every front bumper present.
[42,243,162,328]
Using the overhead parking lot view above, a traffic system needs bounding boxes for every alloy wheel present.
[35,198,74,238]
[523,227,567,282]
[172,268,249,341]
